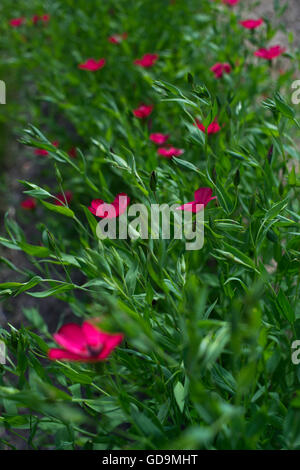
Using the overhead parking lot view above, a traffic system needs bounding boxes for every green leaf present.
[174,381,185,412]
[276,289,295,324]
[215,242,259,273]
[274,92,295,119]
[40,201,75,218]
[27,283,75,298]
[19,181,53,200]
[18,242,50,257]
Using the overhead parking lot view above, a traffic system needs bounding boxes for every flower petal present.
[53,323,88,355]
[176,202,195,212]
[48,348,86,361]
[82,321,103,348]
[97,332,124,359]
[194,187,213,204]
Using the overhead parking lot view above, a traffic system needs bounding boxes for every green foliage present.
[0,0,300,451]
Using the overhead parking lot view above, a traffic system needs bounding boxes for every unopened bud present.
[234,169,240,187]
[150,171,157,192]
[249,195,256,215]
[267,145,273,163]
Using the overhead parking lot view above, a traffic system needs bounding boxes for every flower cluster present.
[10,15,50,27]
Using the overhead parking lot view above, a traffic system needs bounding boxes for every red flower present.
[21,198,37,210]
[157,147,184,158]
[133,104,153,119]
[195,119,221,135]
[211,62,231,78]
[10,17,25,27]
[176,187,217,213]
[48,321,124,362]
[55,191,73,206]
[33,14,50,24]
[222,0,240,5]
[89,193,130,218]
[78,58,106,71]
[240,19,263,29]
[134,53,159,68]
[254,45,286,60]
[34,148,49,156]
[68,147,77,158]
[34,141,58,156]
[108,33,127,44]
[149,133,169,145]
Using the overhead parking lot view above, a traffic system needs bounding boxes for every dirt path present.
[251,0,300,45]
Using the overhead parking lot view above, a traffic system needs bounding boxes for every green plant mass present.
[0,0,300,451]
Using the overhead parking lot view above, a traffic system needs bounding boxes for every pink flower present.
[34,141,58,156]
[133,104,153,119]
[34,148,49,156]
[41,14,50,22]
[108,33,127,44]
[195,119,221,135]
[33,14,50,24]
[48,321,124,362]
[240,19,263,29]
[89,193,130,218]
[78,58,106,71]
[176,187,217,213]
[211,62,231,78]
[149,133,169,145]
[157,147,184,158]
[254,45,286,60]
[222,0,240,5]
[134,53,159,68]
[55,191,73,206]
[68,147,77,158]
[10,17,25,27]
[21,198,37,210]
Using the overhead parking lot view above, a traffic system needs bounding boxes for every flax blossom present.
[176,187,216,213]
[34,148,49,156]
[10,18,25,27]
[68,147,77,158]
[108,33,127,44]
[222,0,240,5]
[34,141,58,156]
[240,19,263,29]
[211,62,231,79]
[32,14,50,24]
[48,321,124,362]
[254,45,286,60]
[55,191,73,206]
[89,193,130,218]
[21,198,37,210]
[157,147,184,158]
[78,58,106,71]
[133,104,153,118]
[134,53,159,68]
[150,133,169,145]
[195,119,221,135]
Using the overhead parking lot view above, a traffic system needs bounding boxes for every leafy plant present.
[0,0,299,450]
